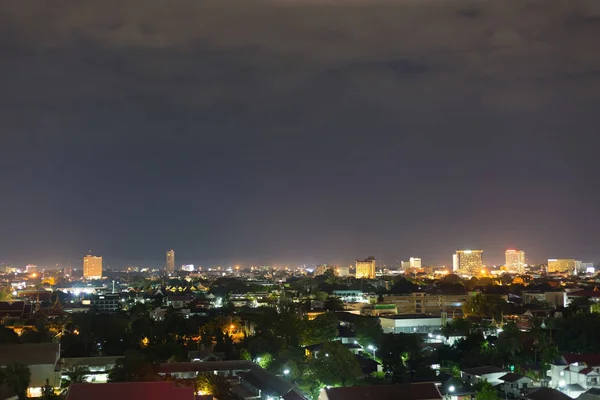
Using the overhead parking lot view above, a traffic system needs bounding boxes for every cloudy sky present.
[1,0,599,268]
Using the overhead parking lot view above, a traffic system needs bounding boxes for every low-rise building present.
[380,314,450,334]
[318,382,442,400]
[548,354,600,392]
[460,366,507,386]
[499,373,535,398]
[0,343,61,397]
[65,381,195,400]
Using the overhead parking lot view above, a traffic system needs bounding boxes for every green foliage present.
[462,294,508,320]
[0,286,13,301]
[495,322,522,364]
[441,318,472,338]
[239,348,252,361]
[108,350,158,382]
[0,326,20,344]
[379,333,422,382]
[353,317,383,347]
[310,342,362,386]
[196,373,239,400]
[475,381,500,400]
[256,353,273,369]
[2,362,31,400]
[390,277,417,294]
[301,313,338,346]
[324,296,344,311]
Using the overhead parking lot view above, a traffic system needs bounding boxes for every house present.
[318,382,442,400]
[65,382,195,400]
[0,343,61,397]
[520,387,572,400]
[159,360,308,400]
[499,373,534,398]
[59,356,123,384]
[336,325,358,344]
[548,354,600,391]
[461,366,507,385]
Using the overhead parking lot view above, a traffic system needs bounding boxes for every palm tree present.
[3,362,31,400]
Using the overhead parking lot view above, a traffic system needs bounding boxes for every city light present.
[283,369,290,375]
[449,386,455,392]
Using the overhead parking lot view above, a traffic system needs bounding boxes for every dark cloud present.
[0,0,599,267]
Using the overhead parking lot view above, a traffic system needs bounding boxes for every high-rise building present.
[409,257,422,269]
[166,250,175,274]
[356,257,376,279]
[400,261,410,270]
[547,259,577,274]
[505,249,525,274]
[455,250,483,276]
[452,254,459,272]
[83,254,103,279]
[336,265,350,277]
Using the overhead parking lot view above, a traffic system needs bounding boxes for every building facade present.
[409,257,422,269]
[505,249,525,274]
[83,255,102,279]
[548,259,577,274]
[356,257,376,279]
[166,250,175,274]
[455,250,483,276]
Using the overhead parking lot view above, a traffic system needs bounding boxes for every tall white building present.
[452,254,459,272]
[505,249,525,274]
[409,257,422,269]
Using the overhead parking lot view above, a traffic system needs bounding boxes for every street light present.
[449,386,455,392]
[367,345,376,357]
[283,369,290,375]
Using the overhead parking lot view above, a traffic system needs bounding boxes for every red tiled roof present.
[564,354,600,367]
[323,383,442,400]
[66,382,195,400]
[568,290,600,298]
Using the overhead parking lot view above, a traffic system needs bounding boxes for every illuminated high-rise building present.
[455,250,483,276]
[83,254,103,279]
[505,249,525,274]
[355,257,376,279]
[452,254,459,272]
[409,257,422,269]
[547,259,577,274]
[166,250,175,274]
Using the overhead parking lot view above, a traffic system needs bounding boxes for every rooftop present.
[65,382,195,400]
[322,383,442,400]
[0,343,60,366]
[462,366,506,376]
[523,388,572,400]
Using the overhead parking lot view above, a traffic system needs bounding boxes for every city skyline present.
[1,246,594,271]
[1,0,599,269]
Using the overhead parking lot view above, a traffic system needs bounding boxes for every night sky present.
[1,0,600,268]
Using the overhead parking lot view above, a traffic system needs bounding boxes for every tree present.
[441,318,472,338]
[495,322,522,364]
[62,365,89,387]
[3,362,31,400]
[380,333,421,382]
[390,277,417,294]
[196,373,240,400]
[0,286,13,301]
[301,313,338,346]
[353,316,383,347]
[0,326,20,344]
[462,294,508,320]
[108,350,158,382]
[310,342,362,387]
[324,296,344,312]
[475,381,500,400]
